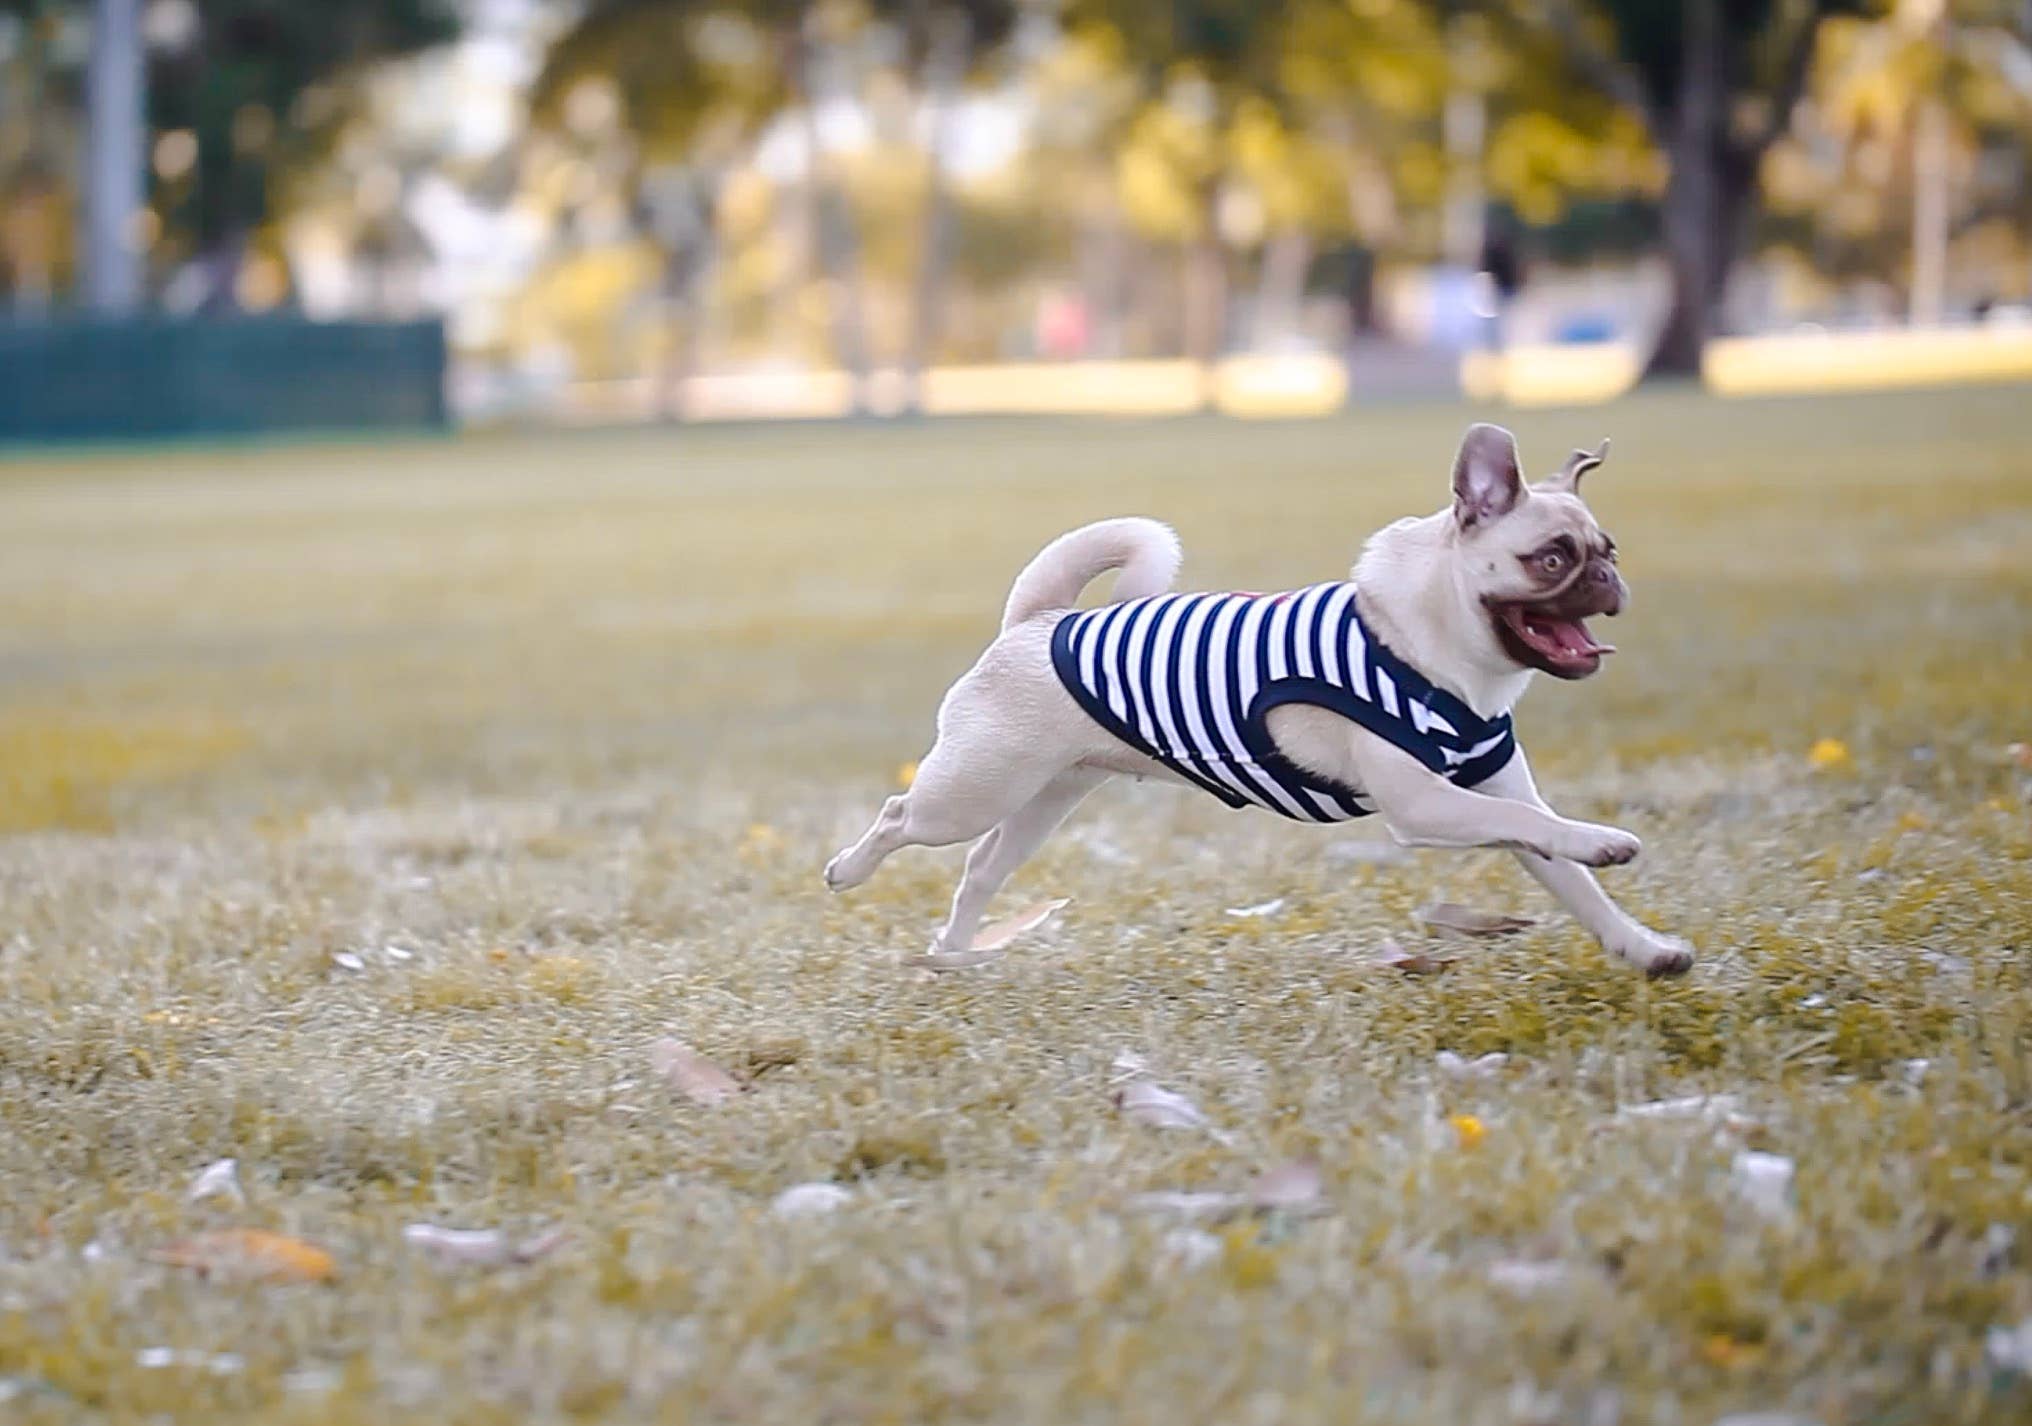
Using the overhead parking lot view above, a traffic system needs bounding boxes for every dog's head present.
[1449,423,1628,681]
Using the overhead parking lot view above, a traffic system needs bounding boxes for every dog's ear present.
[1543,438,1610,495]
[1452,423,1524,528]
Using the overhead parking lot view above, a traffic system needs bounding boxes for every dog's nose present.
[1585,558,1627,614]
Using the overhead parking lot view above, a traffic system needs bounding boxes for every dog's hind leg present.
[823,733,1073,893]
[930,768,1107,954]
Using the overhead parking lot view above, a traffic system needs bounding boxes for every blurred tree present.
[144,0,458,307]
[0,4,81,312]
[541,0,911,406]
[533,1,787,410]
[1509,0,1864,375]
[897,0,1016,406]
[1063,0,1310,370]
[1764,0,2032,317]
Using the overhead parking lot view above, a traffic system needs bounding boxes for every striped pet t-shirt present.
[1048,582,1516,823]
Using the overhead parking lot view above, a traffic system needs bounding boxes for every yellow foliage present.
[0,714,246,834]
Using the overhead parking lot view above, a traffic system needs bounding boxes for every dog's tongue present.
[1533,616,1614,658]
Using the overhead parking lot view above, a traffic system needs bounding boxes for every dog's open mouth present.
[1492,602,1615,679]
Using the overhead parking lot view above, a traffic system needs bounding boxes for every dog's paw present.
[1608,930,1695,978]
[1559,821,1641,868]
[822,851,855,893]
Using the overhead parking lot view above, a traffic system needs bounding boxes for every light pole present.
[83,0,145,316]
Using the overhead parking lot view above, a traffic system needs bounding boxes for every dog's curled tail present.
[1000,517,1183,633]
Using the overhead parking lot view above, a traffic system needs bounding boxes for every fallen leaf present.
[1417,902,1535,938]
[1808,737,1850,769]
[971,898,1070,953]
[648,1037,742,1106]
[185,1158,244,1207]
[1449,1113,1486,1149]
[772,1183,853,1219]
[909,898,1072,971]
[1731,1150,1795,1217]
[2008,742,2032,770]
[1224,898,1285,918]
[1700,1333,1767,1367]
[1359,937,1455,974]
[402,1223,564,1266]
[1324,839,1408,867]
[152,1229,337,1283]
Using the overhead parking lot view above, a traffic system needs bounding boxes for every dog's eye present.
[1539,551,1565,574]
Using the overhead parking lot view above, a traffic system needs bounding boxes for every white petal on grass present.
[1614,1094,1757,1133]
[1731,1150,1796,1217]
[1127,1160,1322,1220]
[1113,1080,1234,1144]
[136,1348,244,1375]
[1436,1051,1509,1081]
[403,1223,566,1266]
[1417,901,1535,938]
[1986,1316,2032,1374]
[185,1157,243,1207]
[1247,1158,1323,1211]
[1224,898,1285,918]
[772,1183,853,1219]
[648,1037,743,1106]
[1487,1259,1580,1294]
[1126,1190,1248,1219]
[1159,1228,1223,1270]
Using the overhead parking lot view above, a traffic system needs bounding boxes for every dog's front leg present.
[1472,751,1694,977]
[1344,731,1641,867]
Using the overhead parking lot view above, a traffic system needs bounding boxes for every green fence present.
[0,317,447,443]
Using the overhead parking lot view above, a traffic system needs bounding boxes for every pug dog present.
[824,423,1693,977]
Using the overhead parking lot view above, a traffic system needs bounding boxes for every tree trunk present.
[1077,205,1127,358]
[1182,179,1227,403]
[789,19,870,412]
[659,227,713,422]
[1254,229,1312,350]
[905,8,969,413]
[1644,0,1729,380]
[1910,97,1949,325]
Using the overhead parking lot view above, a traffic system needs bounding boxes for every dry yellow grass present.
[1,387,2031,1424]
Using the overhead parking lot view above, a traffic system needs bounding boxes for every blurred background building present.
[3,0,2030,430]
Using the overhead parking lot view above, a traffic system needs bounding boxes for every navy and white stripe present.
[1049,583,1516,823]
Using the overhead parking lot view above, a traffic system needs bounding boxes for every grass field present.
[3,386,2032,1425]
